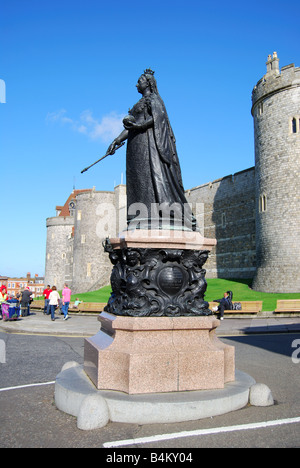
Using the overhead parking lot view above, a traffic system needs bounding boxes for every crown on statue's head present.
[144,68,155,76]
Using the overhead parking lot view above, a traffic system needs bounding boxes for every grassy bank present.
[205,278,300,311]
[71,286,112,303]
[70,279,300,312]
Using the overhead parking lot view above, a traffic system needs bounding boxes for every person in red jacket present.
[43,285,52,315]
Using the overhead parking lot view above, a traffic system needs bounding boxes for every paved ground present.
[0,312,299,449]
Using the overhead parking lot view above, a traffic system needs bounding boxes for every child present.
[74,298,82,309]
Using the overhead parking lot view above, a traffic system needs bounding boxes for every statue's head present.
[138,68,158,94]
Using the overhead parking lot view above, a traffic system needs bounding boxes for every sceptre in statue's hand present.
[81,141,125,174]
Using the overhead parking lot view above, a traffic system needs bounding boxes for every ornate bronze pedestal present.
[103,230,217,317]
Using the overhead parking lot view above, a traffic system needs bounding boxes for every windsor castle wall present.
[45,169,256,292]
[186,168,256,279]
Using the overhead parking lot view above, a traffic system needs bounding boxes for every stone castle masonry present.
[251,53,300,292]
[45,54,300,293]
[45,186,126,294]
[187,167,256,281]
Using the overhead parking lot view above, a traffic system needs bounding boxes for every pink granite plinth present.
[84,315,235,395]
[109,229,217,251]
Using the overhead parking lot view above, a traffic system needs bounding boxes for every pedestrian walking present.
[49,286,60,322]
[62,283,71,321]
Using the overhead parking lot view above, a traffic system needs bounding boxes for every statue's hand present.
[124,116,154,132]
[107,140,118,155]
[123,114,137,131]
[123,120,138,130]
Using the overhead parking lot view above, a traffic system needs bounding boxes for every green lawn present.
[71,285,112,303]
[70,279,300,312]
[205,278,300,311]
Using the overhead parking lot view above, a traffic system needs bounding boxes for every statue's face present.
[136,75,148,94]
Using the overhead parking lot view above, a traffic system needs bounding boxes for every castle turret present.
[44,189,91,290]
[44,216,74,290]
[266,52,280,76]
[251,53,300,292]
[70,185,127,293]
[71,189,116,293]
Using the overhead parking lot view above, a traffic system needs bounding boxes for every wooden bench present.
[31,300,45,310]
[31,300,107,313]
[70,302,107,313]
[209,301,263,315]
[32,298,265,315]
[274,300,300,314]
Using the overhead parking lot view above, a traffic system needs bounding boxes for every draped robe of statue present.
[125,92,197,230]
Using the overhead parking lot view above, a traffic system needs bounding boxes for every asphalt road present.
[0,330,299,449]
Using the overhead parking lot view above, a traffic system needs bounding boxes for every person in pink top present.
[62,283,72,321]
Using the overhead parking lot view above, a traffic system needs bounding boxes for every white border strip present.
[0,381,55,392]
[103,417,300,448]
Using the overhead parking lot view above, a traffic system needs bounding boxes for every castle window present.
[221,212,226,228]
[69,200,76,216]
[258,102,263,116]
[259,194,267,213]
[291,116,299,134]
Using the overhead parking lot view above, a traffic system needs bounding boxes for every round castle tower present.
[251,53,300,292]
[71,189,116,293]
[44,186,127,294]
[44,216,74,290]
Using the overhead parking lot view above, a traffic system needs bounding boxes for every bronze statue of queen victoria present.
[107,69,197,231]
[103,70,212,317]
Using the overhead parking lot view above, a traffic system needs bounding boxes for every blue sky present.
[1,0,299,277]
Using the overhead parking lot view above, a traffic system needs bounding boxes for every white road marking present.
[0,381,55,392]
[103,417,300,447]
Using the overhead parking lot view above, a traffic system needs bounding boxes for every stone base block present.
[84,315,235,394]
[55,363,255,430]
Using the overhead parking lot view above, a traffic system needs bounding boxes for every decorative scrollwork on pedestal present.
[103,239,212,317]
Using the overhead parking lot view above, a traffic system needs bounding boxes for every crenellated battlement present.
[251,52,300,114]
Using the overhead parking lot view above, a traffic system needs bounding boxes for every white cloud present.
[46,109,125,143]
[46,109,71,123]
